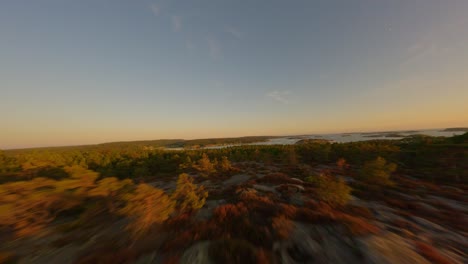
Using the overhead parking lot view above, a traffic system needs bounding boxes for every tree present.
[119,184,174,239]
[193,153,216,177]
[218,156,233,172]
[359,156,397,186]
[0,150,19,174]
[306,174,352,206]
[171,173,208,214]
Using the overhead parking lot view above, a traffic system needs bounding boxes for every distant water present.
[165,129,465,150]
[256,129,465,145]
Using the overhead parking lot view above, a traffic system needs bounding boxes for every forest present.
[0,133,466,263]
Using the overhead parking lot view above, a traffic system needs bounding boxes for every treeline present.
[1,133,467,184]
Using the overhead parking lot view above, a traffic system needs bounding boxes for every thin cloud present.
[402,42,438,66]
[266,90,291,104]
[149,3,160,16]
[172,15,182,32]
[207,37,221,59]
[225,27,244,39]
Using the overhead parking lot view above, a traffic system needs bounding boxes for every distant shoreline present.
[441,127,468,132]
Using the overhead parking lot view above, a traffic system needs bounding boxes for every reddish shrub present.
[279,204,298,219]
[256,249,271,264]
[214,203,249,222]
[162,255,180,264]
[272,216,294,239]
[162,230,196,251]
[344,205,374,219]
[342,215,380,236]
[414,241,452,264]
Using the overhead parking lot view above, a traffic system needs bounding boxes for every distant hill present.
[442,127,468,132]
[4,136,275,153]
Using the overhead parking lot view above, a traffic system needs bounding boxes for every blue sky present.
[1,0,468,148]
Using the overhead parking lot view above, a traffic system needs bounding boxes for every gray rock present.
[410,216,447,232]
[289,193,305,206]
[180,241,213,264]
[358,232,430,264]
[276,184,305,192]
[223,174,251,186]
[425,196,468,213]
[274,223,362,264]
[290,178,305,184]
[252,184,278,194]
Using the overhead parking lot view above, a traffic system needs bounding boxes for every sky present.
[1,0,468,149]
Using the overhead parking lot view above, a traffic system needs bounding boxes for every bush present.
[359,156,397,186]
[119,184,174,238]
[272,215,294,239]
[306,174,352,206]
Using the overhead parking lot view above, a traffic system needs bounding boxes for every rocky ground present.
[2,161,466,264]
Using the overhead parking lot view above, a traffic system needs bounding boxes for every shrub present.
[359,156,397,186]
[336,158,350,172]
[0,176,85,237]
[306,174,352,206]
[342,215,380,236]
[272,215,294,239]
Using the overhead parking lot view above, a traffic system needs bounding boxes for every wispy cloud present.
[225,27,244,39]
[266,90,291,104]
[149,3,160,16]
[207,37,221,59]
[172,15,182,32]
[401,42,439,66]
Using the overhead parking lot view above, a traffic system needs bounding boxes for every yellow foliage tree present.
[119,184,174,239]
[171,173,208,214]
[193,153,216,177]
[218,156,233,172]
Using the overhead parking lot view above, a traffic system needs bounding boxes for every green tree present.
[359,156,397,186]
[306,174,351,206]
